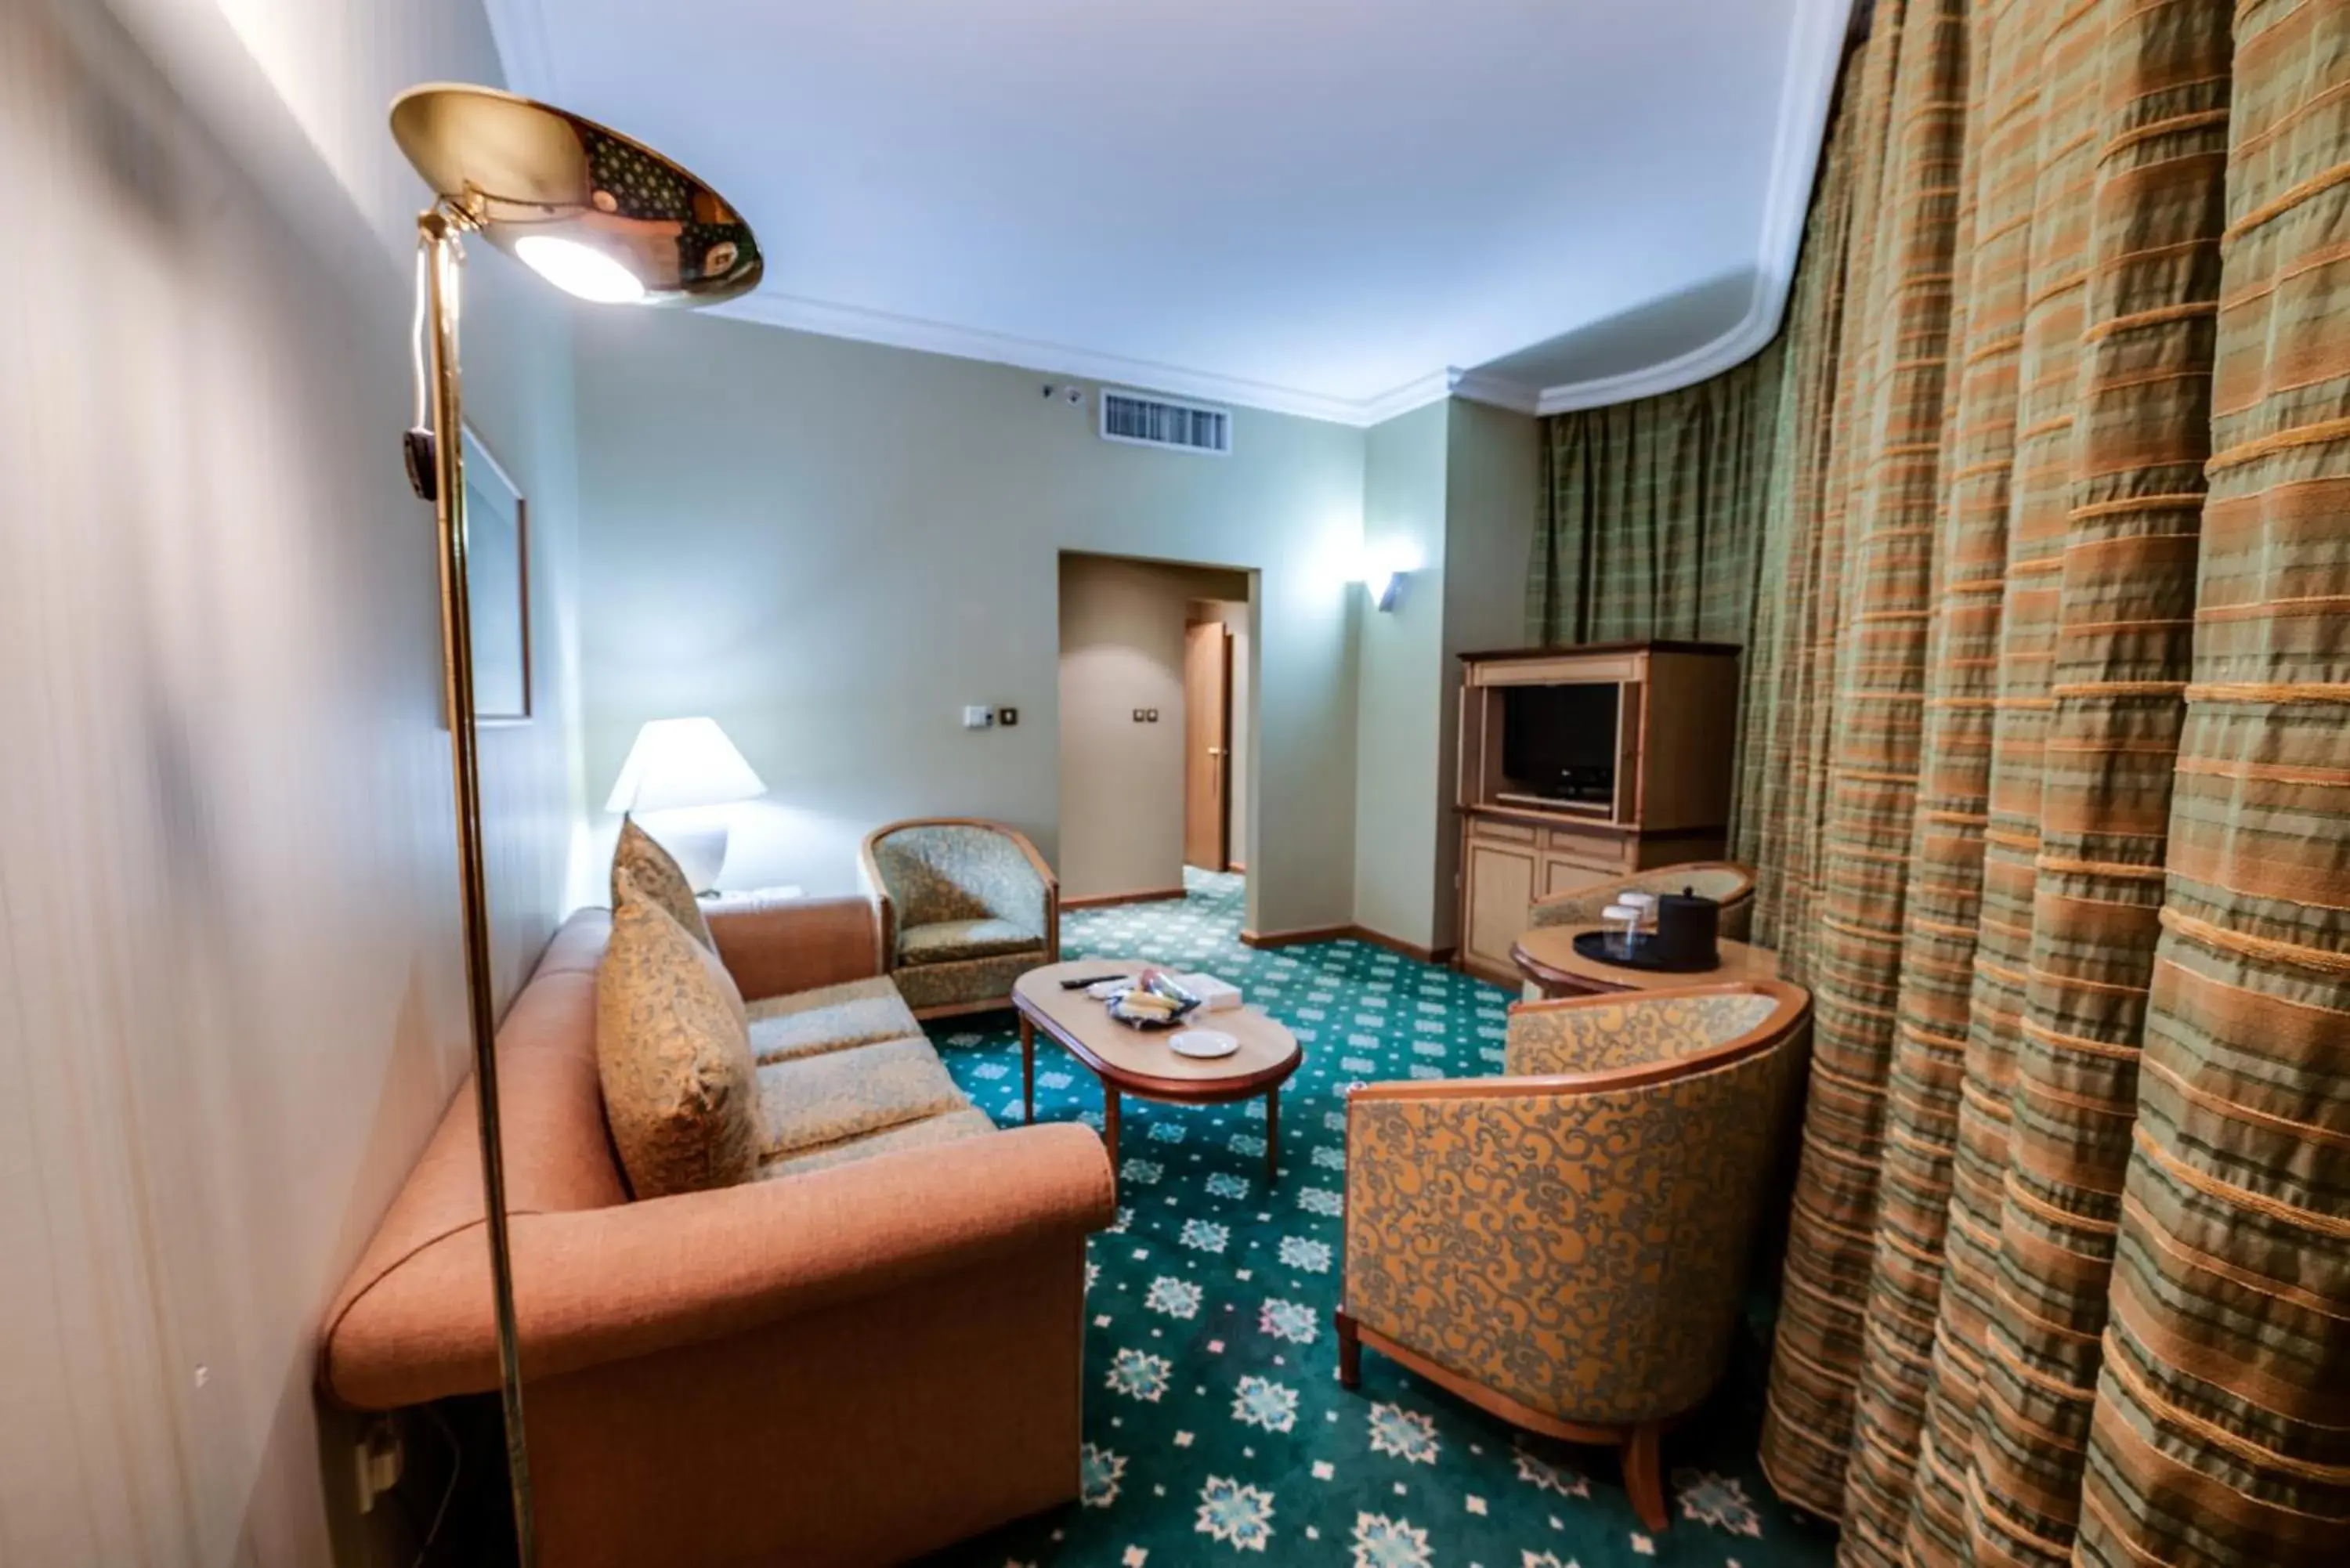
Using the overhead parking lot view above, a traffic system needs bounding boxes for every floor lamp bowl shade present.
[392,83,761,1566]
[390,84,761,305]
[606,718,768,891]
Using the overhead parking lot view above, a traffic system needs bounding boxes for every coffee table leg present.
[1265,1087,1279,1182]
[1104,1088,1121,1169]
[1020,1017,1035,1123]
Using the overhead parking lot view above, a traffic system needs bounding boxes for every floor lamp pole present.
[421,205,538,1566]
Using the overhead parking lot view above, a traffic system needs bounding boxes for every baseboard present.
[1348,926,1459,968]
[1238,923,1354,950]
[1237,923,1457,967]
[1062,886,1190,911]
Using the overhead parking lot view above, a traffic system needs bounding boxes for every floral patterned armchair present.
[1336,980,1810,1530]
[861,818,1058,1017]
[1526,860,1757,942]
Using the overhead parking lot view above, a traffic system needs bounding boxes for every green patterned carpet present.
[923,871,1833,1568]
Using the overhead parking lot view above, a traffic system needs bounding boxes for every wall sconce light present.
[1354,541,1419,613]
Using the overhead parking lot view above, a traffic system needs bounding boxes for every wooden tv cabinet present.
[1455,641,1741,986]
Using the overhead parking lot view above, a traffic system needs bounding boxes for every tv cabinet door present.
[1464,838,1539,977]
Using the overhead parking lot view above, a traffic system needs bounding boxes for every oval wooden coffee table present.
[1013,959,1303,1180]
[1511,923,1779,999]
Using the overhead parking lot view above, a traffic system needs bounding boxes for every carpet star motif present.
[1195,1476,1276,1552]
[1673,1470,1764,1537]
[1368,1402,1440,1465]
[1180,1218,1231,1254]
[1278,1235,1333,1274]
[1204,1172,1250,1199]
[1144,1276,1205,1318]
[1121,1158,1164,1185]
[1258,1297,1319,1344]
[1106,1348,1173,1403]
[1512,1448,1592,1498]
[1081,1443,1126,1508]
[1231,1375,1300,1433]
[1351,1512,1434,1568]
[1295,1186,1344,1216]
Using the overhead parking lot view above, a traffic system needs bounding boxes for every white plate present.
[1170,1029,1240,1060]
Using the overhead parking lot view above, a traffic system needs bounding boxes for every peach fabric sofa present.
[320,894,1115,1568]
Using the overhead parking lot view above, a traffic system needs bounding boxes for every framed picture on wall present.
[462,426,531,724]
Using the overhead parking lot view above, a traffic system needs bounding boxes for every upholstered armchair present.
[1336,980,1810,1530]
[1526,860,1758,942]
[862,818,1059,1017]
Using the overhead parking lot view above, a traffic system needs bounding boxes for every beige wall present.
[574,311,1366,937]
[1351,401,1452,950]
[1435,400,1542,950]
[1346,398,1541,954]
[1056,556,1249,901]
[0,1,583,1563]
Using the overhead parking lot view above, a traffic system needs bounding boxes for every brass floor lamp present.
[388,85,761,1564]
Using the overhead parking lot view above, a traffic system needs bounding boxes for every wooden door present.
[1184,622,1232,869]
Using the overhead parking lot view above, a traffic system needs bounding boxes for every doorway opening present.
[1057,551,1253,905]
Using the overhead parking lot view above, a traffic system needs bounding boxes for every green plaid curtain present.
[1585,2,2350,1563]
[1524,343,1783,648]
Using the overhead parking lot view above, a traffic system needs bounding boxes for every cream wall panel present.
[1350,400,1452,951]
[1437,399,1542,951]
[0,2,583,1564]
[573,311,1365,936]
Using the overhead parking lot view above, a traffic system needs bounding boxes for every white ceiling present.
[483,0,1851,425]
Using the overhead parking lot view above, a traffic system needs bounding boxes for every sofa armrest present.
[707,894,882,1002]
[322,1122,1114,1410]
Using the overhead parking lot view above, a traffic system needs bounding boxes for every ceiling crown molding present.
[713,291,1397,426]
[485,0,1852,430]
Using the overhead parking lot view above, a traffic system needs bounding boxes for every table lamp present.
[605,717,768,891]
[389,84,761,1565]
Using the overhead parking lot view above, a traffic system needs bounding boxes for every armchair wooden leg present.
[1335,1310,1361,1389]
[1623,1422,1668,1534]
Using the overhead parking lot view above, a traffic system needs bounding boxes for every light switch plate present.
[962,705,994,729]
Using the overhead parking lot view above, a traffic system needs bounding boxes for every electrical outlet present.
[1133,708,1146,722]
[355,1417,403,1514]
[997,706,1019,727]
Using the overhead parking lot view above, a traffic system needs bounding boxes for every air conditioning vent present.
[1100,388,1231,456]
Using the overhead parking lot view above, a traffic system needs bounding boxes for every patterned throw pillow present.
[596,869,758,1198]
[612,815,715,951]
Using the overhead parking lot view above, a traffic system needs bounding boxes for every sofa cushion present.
[890,950,1039,1014]
[757,1106,999,1178]
[596,874,760,1198]
[613,816,715,952]
[899,917,1042,966]
[757,1036,971,1157]
[746,976,923,1063]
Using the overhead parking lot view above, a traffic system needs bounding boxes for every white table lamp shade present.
[605,717,765,814]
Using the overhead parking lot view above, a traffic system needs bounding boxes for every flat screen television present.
[1500,683,1619,808]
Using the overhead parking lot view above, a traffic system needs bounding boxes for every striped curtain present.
[1525,342,1783,648]
[1712,2,2350,1565]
